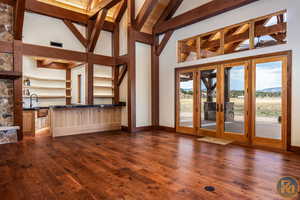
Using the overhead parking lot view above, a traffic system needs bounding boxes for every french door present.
[176,54,289,150]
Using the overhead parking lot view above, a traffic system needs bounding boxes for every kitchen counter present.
[49,103,125,137]
[23,103,125,110]
[50,102,125,109]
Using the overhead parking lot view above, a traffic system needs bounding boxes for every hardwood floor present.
[0,130,300,200]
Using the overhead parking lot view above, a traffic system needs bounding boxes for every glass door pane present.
[179,72,194,127]
[200,69,217,131]
[223,65,246,134]
[255,60,282,140]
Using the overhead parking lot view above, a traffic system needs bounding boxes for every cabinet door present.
[23,111,35,136]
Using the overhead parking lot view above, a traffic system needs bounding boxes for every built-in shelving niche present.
[93,65,114,104]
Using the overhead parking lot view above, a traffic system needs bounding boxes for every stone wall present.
[0,3,14,127]
[0,80,13,126]
[0,3,13,42]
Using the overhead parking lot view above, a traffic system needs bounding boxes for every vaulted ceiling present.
[38,0,124,21]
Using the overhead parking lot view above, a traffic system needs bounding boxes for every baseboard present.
[289,146,300,153]
[157,126,176,132]
[134,126,154,132]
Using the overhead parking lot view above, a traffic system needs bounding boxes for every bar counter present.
[49,103,125,137]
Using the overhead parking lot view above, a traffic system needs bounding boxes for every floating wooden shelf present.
[94,95,114,98]
[0,71,22,80]
[23,75,66,82]
[23,96,71,99]
[24,86,69,90]
[94,76,113,81]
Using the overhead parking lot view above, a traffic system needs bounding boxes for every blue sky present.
[180,61,282,91]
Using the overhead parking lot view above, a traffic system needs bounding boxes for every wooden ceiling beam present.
[117,64,127,86]
[156,30,173,56]
[135,0,159,31]
[115,0,127,23]
[155,0,184,27]
[14,0,26,40]
[88,9,108,52]
[63,19,88,48]
[0,0,16,6]
[25,0,114,32]
[90,0,122,17]
[193,23,287,50]
[154,0,258,34]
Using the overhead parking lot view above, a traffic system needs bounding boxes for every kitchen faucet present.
[30,94,39,108]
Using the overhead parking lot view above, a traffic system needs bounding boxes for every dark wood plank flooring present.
[0,130,300,200]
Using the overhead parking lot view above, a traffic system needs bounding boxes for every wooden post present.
[13,40,23,140]
[85,61,94,105]
[66,68,71,105]
[151,35,159,128]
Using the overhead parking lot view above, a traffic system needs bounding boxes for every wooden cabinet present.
[23,110,36,136]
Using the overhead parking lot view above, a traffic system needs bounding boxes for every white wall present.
[119,71,128,126]
[159,0,300,146]
[71,65,85,104]
[23,12,86,52]
[136,42,152,127]
[94,31,112,56]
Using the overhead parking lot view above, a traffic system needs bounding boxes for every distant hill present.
[258,87,281,93]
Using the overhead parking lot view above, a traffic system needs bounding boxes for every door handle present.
[216,104,219,112]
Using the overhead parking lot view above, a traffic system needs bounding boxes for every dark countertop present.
[23,106,49,111]
[23,102,126,110]
[51,103,125,109]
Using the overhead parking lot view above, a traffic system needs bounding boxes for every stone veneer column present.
[0,3,14,127]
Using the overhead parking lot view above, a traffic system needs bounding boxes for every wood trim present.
[127,27,136,132]
[0,71,22,79]
[116,55,128,65]
[134,30,153,45]
[156,30,173,56]
[175,51,292,71]
[77,74,82,103]
[134,126,153,132]
[155,0,258,34]
[14,0,25,40]
[135,0,159,31]
[63,20,87,48]
[115,0,127,23]
[13,40,23,141]
[117,64,127,86]
[88,9,108,52]
[290,146,300,154]
[87,53,115,66]
[22,43,88,62]
[0,0,15,6]
[66,69,71,105]
[151,36,159,127]
[85,63,94,104]
[25,0,114,32]
[89,0,122,17]
[158,126,175,132]
[25,0,87,24]
[0,41,13,53]
[113,24,120,104]
[155,0,184,28]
